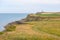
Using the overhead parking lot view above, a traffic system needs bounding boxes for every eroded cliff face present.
[25,14,41,21]
[25,13,60,21]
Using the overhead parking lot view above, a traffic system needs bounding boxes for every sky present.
[0,0,60,13]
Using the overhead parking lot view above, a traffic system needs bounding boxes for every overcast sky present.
[0,0,60,13]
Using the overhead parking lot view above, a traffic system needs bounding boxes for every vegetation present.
[1,20,59,40]
[36,12,60,17]
[32,20,60,36]
[5,25,16,31]
[1,32,59,40]
[0,32,4,35]
[0,12,60,40]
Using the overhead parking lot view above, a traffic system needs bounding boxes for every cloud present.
[21,0,60,4]
[2,0,60,5]
[0,0,60,13]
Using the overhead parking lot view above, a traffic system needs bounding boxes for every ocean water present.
[0,13,28,31]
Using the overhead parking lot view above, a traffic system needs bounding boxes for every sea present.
[0,13,28,31]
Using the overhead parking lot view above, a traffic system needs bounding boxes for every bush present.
[6,25,16,31]
[0,32,4,35]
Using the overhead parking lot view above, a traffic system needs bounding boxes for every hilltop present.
[25,12,60,21]
[0,12,60,40]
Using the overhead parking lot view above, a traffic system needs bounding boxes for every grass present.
[5,25,16,31]
[32,20,60,36]
[0,20,60,40]
[0,32,4,35]
[2,32,59,40]
[36,14,60,17]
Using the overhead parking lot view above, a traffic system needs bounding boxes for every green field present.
[32,20,60,36]
[0,20,60,40]
[36,14,60,17]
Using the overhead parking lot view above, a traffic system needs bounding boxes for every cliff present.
[4,12,60,31]
[26,12,60,21]
[1,12,60,40]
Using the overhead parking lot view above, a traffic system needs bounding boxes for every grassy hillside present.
[0,20,60,40]
[0,12,60,40]
[32,20,60,36]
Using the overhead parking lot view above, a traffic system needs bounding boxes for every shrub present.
[5,25,16,31]
[0,32,4,35]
